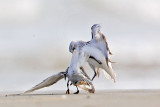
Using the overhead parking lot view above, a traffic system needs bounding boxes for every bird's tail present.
[22,72,66,94]
[103,62,116,82]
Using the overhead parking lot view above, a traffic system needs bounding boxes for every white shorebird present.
[69,40,116,82]
[66,47,95,94]
[91,24,113,72]
[92,24,114,80]
[19,24,115,95]
[90,24,112,57]
[22,46,95,94]
[69,24,115,81]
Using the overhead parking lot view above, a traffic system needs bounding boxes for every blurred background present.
[0,0,160,92]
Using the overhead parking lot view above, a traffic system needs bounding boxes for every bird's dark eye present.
[73,47,75,51]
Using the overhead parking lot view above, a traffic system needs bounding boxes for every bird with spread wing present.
[21,24,115,94]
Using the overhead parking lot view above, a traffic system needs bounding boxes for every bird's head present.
[91,24,101,33]
[69,41,76,53]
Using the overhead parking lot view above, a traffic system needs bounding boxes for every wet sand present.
[0,90,160,107]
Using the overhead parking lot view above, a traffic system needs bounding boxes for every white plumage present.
[91,24,112,62]
[23,72,66,94]
[21,24,115,94]
[67,47,95,93]
[69,41,116,82]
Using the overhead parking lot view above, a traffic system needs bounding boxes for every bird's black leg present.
[66,80,70,94]
[74,86,79,94]
[92,71,97,81]
[89,64,97,81]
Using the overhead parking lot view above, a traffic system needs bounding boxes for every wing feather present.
[82,45,116,82]
[23,72,66,94]
[101,33,112,55]
[80,66,91,80]
[100,62,116,82]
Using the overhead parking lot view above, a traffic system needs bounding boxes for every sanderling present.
[22,47,95,94]
[90,24,112,64]
[20,24,115,95]
[69,24,114,80]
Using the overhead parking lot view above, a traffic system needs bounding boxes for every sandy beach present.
[0,1,160,107]
[0,90,160,107]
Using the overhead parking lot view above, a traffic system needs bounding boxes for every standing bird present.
[22,46,95,94]
[22,67,93,94]
[66,46,95,94]
[89,24,113,80]
[69,24,114,81]
[90,24,112,56]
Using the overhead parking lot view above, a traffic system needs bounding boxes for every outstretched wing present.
[23,72,66,94]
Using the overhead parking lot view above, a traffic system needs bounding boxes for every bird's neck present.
[92,31,101,40]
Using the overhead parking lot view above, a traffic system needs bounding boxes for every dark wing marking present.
[89,56,102,64]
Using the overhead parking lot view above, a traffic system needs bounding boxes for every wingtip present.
[23,90,32,94]
[23,87,38,94]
